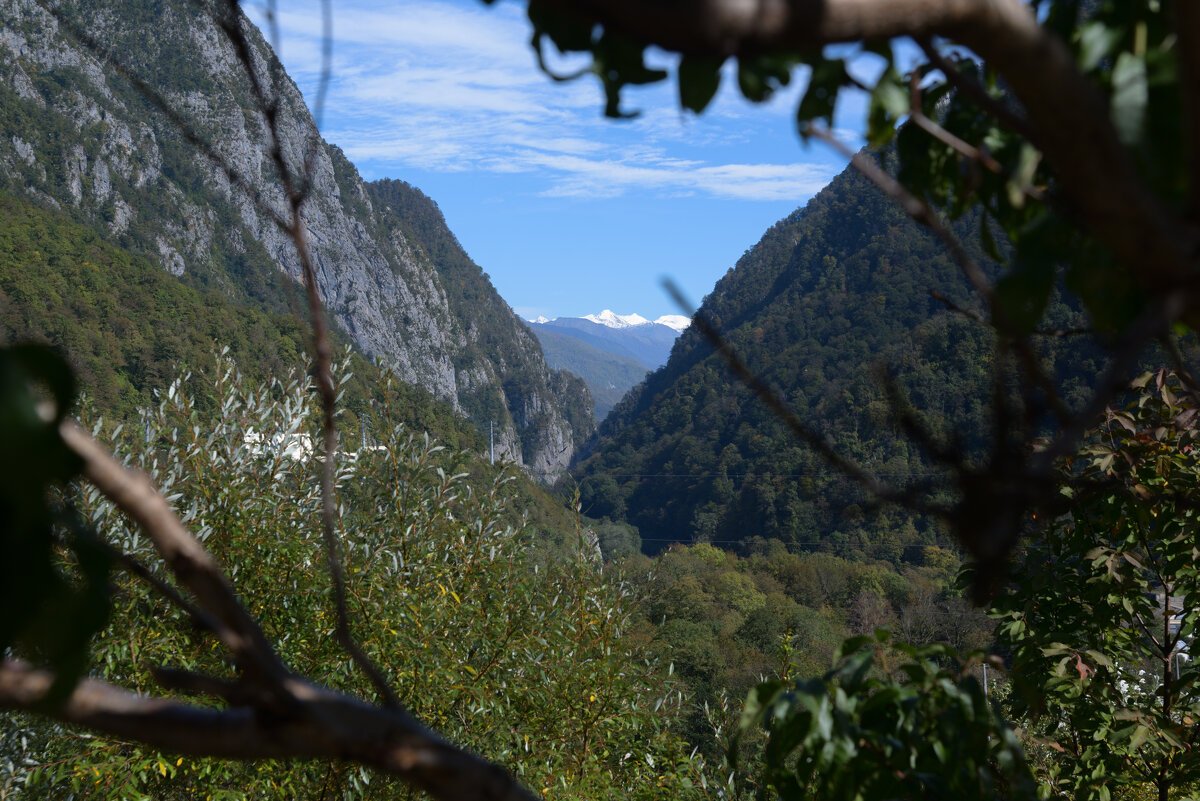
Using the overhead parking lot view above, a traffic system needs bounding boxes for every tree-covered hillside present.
[0,192,493,451]
[572,159,1103,557]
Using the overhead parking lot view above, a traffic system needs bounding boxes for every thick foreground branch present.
[536,0,1199,316]
[58,420,288,689]
[0,659,536,801]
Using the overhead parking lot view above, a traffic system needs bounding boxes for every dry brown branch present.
[58,420,290,691]
[907,69,1004,177]
[34,418,540,800]
[0,659,538,801]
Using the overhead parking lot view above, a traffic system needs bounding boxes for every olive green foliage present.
[0,193,302,417]
[622,539,991,753]
[0,192,493,454]
[739,632,1036,801]
[0,355,699,800]
[992,371,1200,801]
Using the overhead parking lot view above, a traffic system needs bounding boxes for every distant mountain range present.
[526,311,691,419]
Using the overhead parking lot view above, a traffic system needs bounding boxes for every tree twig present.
[915,37,1039,147]
[211,0,401,710]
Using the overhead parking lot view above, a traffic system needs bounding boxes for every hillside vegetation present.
[572,159,1104,558]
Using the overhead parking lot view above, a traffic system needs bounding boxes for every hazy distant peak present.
[654,314,691,332]
[529,315,552,324]
[583,310,652,329]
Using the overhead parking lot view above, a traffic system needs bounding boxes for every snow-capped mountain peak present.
[583,310,651,329]
[653,314,692,332]
[528,315,552,324]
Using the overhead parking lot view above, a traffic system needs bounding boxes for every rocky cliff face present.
[0,0,591,475]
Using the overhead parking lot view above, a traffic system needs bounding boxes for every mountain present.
[529,310,687,369]
[525,310,691,419]
[526,326,649,420]
[0,0,591,476]
[571,158,1104,558]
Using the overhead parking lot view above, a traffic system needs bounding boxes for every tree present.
[738,631,1037,801]
[992,370,1200,801]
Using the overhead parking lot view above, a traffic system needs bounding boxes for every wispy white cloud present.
[249,0,843,203]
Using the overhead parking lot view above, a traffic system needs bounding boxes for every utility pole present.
[489,421,495,466]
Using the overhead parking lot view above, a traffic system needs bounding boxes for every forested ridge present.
[527,325,649,420]
[573,157,1106,557]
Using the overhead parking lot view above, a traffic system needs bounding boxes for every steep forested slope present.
[0,192,487,448]
[0,0,590,475]
[573,160,1102,557]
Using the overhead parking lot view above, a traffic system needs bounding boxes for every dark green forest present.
[572,159,1106,559]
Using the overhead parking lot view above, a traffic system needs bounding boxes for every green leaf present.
[797,57,848,134]
[678,55,723,114]
[736,53,794,103]
[1076,21,1122,71]
[867,67,908,148]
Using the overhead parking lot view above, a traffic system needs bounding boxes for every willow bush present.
[1,352,705,801]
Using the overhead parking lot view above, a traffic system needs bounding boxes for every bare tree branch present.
[208,0,401,710]
[907,68,1005,178]
[0,659,538,801]
[58,421,290,691]
[915,37,1039,147]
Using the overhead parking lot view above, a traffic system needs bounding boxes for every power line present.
[634,538,955,552]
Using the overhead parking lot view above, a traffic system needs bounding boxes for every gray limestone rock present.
[0,0,592,479]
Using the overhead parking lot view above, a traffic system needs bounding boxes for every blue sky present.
[247,0,868,320]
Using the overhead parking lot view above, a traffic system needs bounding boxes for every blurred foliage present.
[992,370,1200,801]
[0,344,109,702]
[739,632,1036,801]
